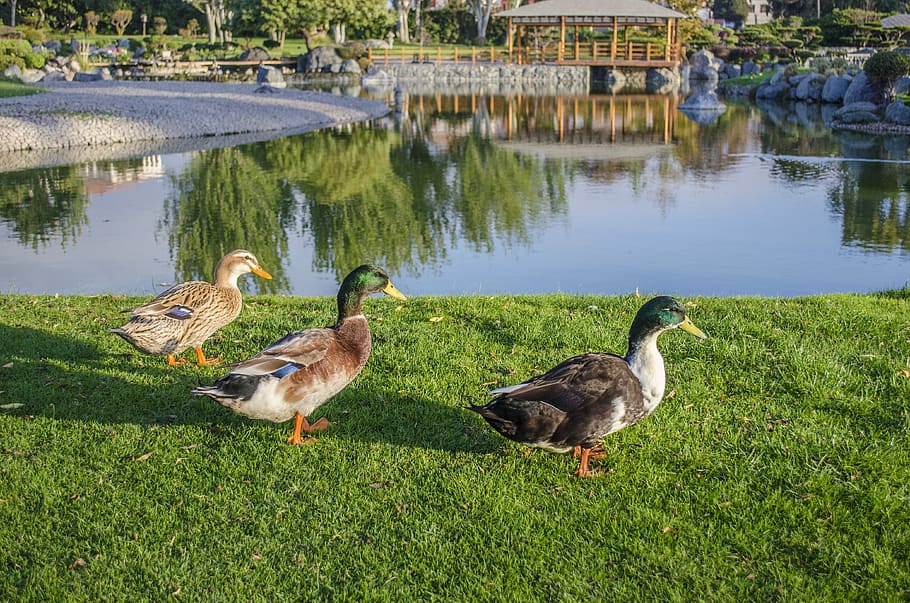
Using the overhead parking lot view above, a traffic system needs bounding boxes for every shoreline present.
[0,80,391,170]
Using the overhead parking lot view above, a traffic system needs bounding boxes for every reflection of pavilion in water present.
[401,92,679,160]
[79,156,165,195]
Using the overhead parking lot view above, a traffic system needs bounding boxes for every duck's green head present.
[629,296,707,341]
[338,264,407,318]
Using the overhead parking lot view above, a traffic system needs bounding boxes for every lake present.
[1,84,908,298]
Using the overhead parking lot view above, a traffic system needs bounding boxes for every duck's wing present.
[492,353,633,414]
[225,328,336,376]
[126,281,215,320]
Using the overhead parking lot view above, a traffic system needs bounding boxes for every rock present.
[361,69,395,92]
[300,46,343,73]
[755,81,791,100]
[43,40,62,54]
[742,61,761,76]
[340,59,362,74]
[689,49,720,82]
[895,76,910,96]
[724,64,741,78]
[67,59,81,73]
[240,47,271,62]
[73,70,110,82]
[40,71,67,82]
[843,71,885,106]
[364,39,390,50]
[832,101,881,124]
[2,64,22,80]
[256,65,287,88]
[795,73,825,102]
[646,67,679,94]
[821,74,851,104]
[680,87,726,112]
[884,100,910,126]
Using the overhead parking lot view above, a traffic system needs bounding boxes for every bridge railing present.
[367,43,681,66]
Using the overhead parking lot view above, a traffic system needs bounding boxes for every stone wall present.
[372,63,591,96]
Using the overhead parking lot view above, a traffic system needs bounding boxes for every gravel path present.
[0,80,390,169]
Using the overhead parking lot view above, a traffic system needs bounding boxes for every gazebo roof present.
[496,0,690,20]
[881,14,910,28]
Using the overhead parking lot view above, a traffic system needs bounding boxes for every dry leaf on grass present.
[134,451,154,462]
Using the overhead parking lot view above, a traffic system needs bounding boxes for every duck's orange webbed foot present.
[286,413,329,445]
[167,354,187,366]
[194,347,221,366]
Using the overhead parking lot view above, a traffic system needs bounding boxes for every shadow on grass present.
[0,324,502,453]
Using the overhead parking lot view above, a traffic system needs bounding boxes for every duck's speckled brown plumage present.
[110,250,271,366]
[469,296,706,477]
[192,265,407,445]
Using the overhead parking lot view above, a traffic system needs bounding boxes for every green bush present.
[0,54,26,71]
[864,49,910,83]
[0,39,32,55]
[337,42,366,60]
[23,52,45,69]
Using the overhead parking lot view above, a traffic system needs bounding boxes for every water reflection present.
[0,88,908,296]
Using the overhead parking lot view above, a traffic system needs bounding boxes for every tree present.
[393,0,412,43]
[712,0,750,28]
[185,0,233,44]
[110,8,132,36]
[863,49,910,102]
[7,0,17,27]
[466,0,496,44]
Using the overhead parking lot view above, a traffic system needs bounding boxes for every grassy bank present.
[1,292,908,600]
[0,77,42,98]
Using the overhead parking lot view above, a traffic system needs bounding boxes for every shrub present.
[0,39,32,55]
[0,54,25,71]
[337,42,366,60]
[23,53,45,69]
[263,39,281,50]
[864,49,910,99]
[153,17,167,35]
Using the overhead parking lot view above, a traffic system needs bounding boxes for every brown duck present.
[192,264,407,444]
[110,249,272,366]
[469,296,706,477]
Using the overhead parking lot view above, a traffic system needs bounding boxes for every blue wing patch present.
[271,364,300,378]
[166,305,193,320]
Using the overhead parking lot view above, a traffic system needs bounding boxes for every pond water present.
[1,84,909,298]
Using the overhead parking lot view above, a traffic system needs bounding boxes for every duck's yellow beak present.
[252,266,272,280]
[382,281,407,301]
[679,316,707,339]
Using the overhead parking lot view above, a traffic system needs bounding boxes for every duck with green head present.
[193,265,407,444]
[469,296,706,477]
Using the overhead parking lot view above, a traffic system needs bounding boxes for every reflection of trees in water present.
[0,167,88,250]
[828,161,910,253]
[162,146,291,293]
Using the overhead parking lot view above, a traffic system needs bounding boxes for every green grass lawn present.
[1,292,908,600]
[0,77,42,98]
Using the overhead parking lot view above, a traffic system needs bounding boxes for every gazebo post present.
[508,18,514,63]
[559,16,566,63]
[665,19,673,61]
[611,17,618,63]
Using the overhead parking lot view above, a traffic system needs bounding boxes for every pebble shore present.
[0,80,391,169]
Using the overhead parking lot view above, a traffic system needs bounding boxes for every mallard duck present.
[468,296,706,477]
[192,264,407,444]
[109,250,272,367]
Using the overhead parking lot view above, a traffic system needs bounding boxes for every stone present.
[679,88,727,113]
[364,39,390,50]
[821,75,851,104]
[832,102,881,124]
[340,59,361,74]
[842,71,885,105]
[40,71,67,82]
[43,40,62,54]
[73,70,109,82]
[884,100,910,126]
[755,81,790,100]
[724,64,741,78]
[646,67,679,94]
[742,61,760,76]
[300,46,343,73]
[256,65,287,88]
[2,64,22,80]
[240,47,271,62]
[895,76,910,96]
[795,73,825,102]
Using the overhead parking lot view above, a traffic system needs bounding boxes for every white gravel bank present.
[0,80,390,170]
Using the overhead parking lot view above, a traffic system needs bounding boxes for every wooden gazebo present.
[496,0,690,67]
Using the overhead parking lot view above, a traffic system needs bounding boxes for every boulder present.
[2,64,22,80]
[300,46,343,73]
[340,59,362,74]
[755,81,790,100]
[240,47,271,62]
[689,49,720,82]
[43,40,62,54]
[256,64,287,88]
[679,88,727,113]
[884,100,910,126]
[724,63,741,78]
[73,69,111,82]
[842,71,885,105]
[895,76,910,96]
[821,74,851,103]
[742,61,761,76]
[364,39,390,50]
[40,71,67,82]
[832,101,881,124]
[646,67,680,94]
[795,73,825,102]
